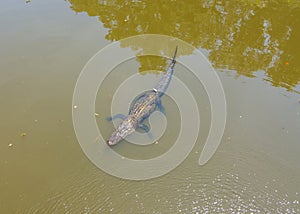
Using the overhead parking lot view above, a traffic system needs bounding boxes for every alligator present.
[106,46,178,146]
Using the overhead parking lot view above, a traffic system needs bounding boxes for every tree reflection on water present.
[69,0,300,92]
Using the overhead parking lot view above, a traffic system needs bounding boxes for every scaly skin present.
[107,47,178,146]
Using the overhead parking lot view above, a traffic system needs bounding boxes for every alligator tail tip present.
[172,46,178,63]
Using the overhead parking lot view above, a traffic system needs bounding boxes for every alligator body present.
[107,47,178,146]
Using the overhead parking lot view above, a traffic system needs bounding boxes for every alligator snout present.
[106,140,116,146]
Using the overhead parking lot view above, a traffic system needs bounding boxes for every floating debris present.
[34,119,38,122]
[8,143,13,147]
[95,113,100,117]
[239,115,243,118]
[20,132,27,137]
[154,141,158,145]
[73,105,78,109]
[26,0,30,3]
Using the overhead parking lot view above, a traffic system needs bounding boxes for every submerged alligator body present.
[107,46,178,146]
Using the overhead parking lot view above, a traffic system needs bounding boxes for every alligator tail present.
[172,46,178,63]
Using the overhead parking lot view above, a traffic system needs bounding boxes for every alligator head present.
[106,117,135,146]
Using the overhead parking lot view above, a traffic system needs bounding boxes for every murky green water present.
[1,0,300,213]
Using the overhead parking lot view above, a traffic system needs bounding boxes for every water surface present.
[0,0,299,213]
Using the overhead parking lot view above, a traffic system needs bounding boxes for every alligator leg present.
[106,114,127,122]
[137,123,149,132]
[137,123,154,139]
[157,99,166,115]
